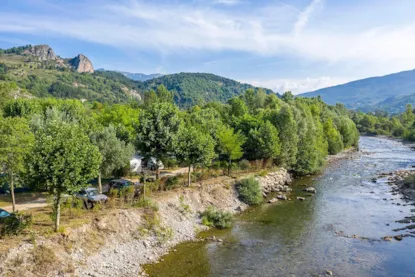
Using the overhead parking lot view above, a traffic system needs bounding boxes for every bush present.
[32,245,58,273]
[236,177,262,205]
[239,159,251,170]
[165,176,180,190]
[200,206,232,229]
[0,212,33,237]
[403,174,415,189]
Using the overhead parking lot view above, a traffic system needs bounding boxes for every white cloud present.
[294,0,323,35]
[0,0,415,73]
[246,77,350,94]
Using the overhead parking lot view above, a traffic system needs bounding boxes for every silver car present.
[75,188,108,209]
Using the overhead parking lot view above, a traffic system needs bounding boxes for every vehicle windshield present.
[87,190,98,197]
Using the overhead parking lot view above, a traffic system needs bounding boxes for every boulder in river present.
[276,195,287,200]
[268,198,278,204]
[305,187,316,193]
[297,197,306,201]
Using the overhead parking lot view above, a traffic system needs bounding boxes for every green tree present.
[135,103,182,179]
[228,97,248,117]
[324,118,344,155]
[0,117,34,212]
[28,119,101,231]
[0,82,18,111]
[175,126,216,186]
[91,125,135,193]
[264,106,298,168]
[248,121,281,162]
[216,127,246,175]
[156,85,174,103]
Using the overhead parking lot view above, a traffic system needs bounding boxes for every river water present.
[145,137,415,277]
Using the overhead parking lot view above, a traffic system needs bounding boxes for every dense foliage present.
[351,104,415,141]
[200,206,233,229]
[237,177,262,205]
[138,73,274,108]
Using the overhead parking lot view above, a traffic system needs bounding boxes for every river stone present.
[305,187,316,193]
[276,195,287,200]
[297,197,306,201]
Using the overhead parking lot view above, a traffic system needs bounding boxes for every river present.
[145,136,415,277]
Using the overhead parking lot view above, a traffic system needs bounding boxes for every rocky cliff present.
[68,54,94,73]
[23,44,57,61]
[22,45,94,73]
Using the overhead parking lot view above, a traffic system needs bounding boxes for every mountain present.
[96,69,162,82]
[136,72,275,107]
[120,72,163,82]
[0,45,140,103]
[0,45,274,106]
[299,69,415,112]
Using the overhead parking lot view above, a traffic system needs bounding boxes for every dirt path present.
[2,198,48,212]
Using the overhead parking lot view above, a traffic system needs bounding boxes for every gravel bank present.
[0,169,292,277]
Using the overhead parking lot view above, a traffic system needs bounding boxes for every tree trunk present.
[98,171,102,193]
[10,172,16,213]
[228,157,232,176]
[155,159,160,180]
[187,165,191,187]
[54,193,62,232]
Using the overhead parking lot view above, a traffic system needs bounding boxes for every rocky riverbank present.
[0,169,292,277]
[380,169,415,202]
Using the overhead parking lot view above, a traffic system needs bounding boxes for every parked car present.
[75,188,108,209]
[0,209,11,219]
[108,179,141,197]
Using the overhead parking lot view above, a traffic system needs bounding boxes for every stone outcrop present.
[68,54,94,73]
[23,44,57,61]
[258,169,292,194]
[22,45,94,73]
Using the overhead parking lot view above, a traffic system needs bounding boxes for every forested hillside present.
[137,73,275,108]
[0,45,274,107]
[300,69,415,113]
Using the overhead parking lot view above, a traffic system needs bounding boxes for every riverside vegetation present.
[351,104,415,140]
[0,80,360,235]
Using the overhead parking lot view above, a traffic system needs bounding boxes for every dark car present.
[75,188,108,209]
[108,179,141,197]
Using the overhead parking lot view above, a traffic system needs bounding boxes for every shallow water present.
[145,137,415,277]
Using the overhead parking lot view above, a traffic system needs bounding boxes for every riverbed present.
[145,137,415,277]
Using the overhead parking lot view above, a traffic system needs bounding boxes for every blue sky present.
[1,0,415,94]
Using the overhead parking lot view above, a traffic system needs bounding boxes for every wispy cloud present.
[246,77,351,94]
[294,0,323,35]
[0,0,415,72]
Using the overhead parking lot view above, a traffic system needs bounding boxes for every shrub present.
[32,245,58,273]
[239,159,251,170]
[236,177,262,205]
[0,212,33,237]
[165,176,180,190]
[258,170,268,177]
[200,206,232,229]
[403,174,415,189]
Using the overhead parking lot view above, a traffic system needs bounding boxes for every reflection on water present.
[145,137,415,277]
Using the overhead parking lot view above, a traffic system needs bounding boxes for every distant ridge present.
[299,69,415,113]
[96,69,162,82]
